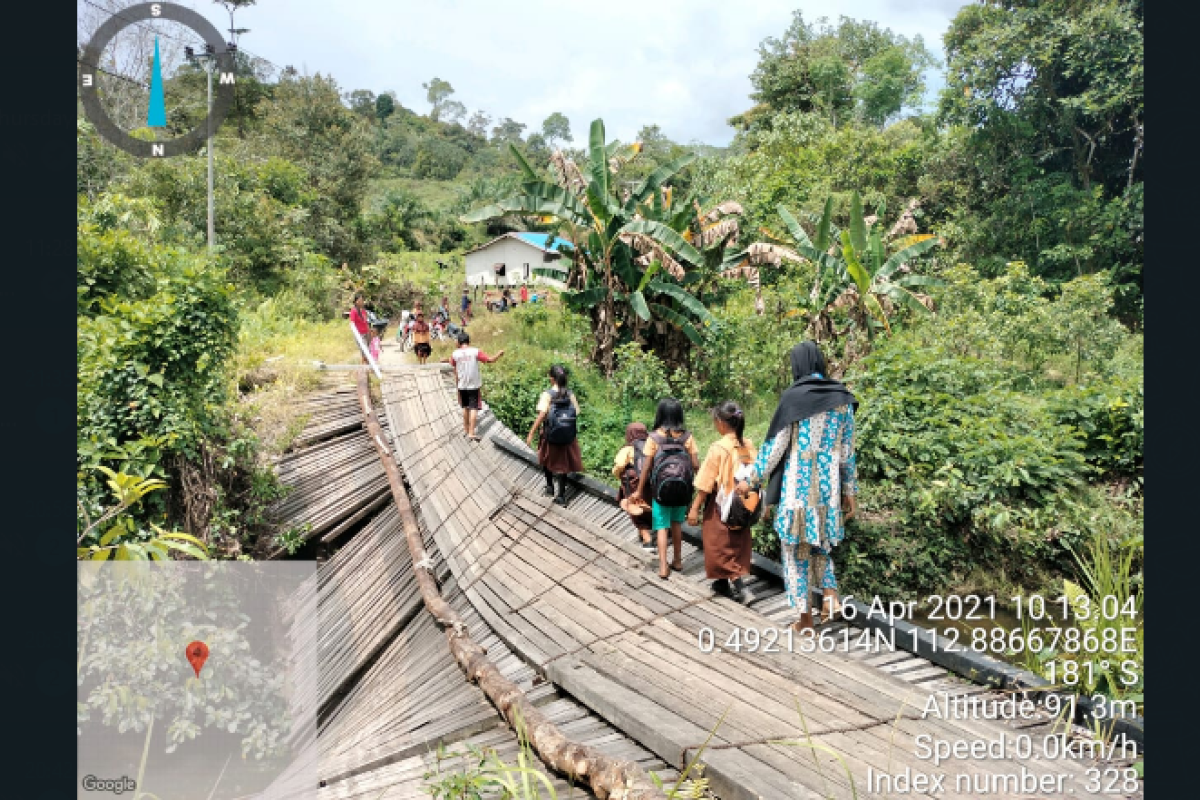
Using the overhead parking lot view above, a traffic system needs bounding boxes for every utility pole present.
[185,42,235,254]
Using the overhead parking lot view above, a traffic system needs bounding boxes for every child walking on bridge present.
[446,332,504,441]
[630,398,700,580]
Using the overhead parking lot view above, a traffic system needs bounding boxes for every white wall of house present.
[464,237,567,289]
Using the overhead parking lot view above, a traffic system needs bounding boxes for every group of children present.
[444,349,761,599]
[613,397,759,599]
[438,330,862,632]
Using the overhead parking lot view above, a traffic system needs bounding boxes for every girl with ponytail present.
[687,400,756,603]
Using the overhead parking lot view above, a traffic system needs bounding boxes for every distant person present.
[349,293,371,365]
[531,291,540,304]
[439,295,451,319]
[369,329,382,363]
[739,341,858,633]
[525,364,582,506]
[446,331,504,441]
[630,398,699,580]
[613,422,654,550]
[520,284,529,304]
[411,311,432,364]
[688,401,757,603]
[461,288,472,322]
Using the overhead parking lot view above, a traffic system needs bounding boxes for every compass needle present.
[146,37,166,128]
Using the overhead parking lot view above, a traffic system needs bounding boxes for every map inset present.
[77,563,318,800]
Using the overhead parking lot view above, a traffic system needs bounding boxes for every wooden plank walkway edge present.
[354,371,670,800]
[493,430,1149,750]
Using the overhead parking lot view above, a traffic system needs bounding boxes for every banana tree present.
[771,192,942,345]
[461,118,710,375]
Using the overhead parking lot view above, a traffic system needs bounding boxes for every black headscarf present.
[762,341,858,506]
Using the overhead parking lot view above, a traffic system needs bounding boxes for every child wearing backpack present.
[525,364,583,506]
[687,401,758,603]
[613,423,654,550]
[631,398,700,580]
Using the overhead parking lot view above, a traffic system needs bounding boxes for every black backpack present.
[649,431,694,506]
[544,390,578,445]
[620,439,647,498]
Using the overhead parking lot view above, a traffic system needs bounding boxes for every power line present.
[77,0,284,75]
[76,58,147,89]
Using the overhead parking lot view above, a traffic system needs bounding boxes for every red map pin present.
[186,641,209,678]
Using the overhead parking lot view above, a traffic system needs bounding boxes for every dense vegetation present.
[77,1,1142,617]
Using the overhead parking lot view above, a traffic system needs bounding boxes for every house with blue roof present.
[462,232,573,288]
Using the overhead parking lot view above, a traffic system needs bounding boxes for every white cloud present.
[224,0,966,146]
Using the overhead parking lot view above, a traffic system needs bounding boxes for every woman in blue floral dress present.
[741,341,858,633]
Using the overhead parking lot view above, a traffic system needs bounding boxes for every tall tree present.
[467,109,492,138]
[346,89,376,118]
[635,124,671,159]
[491,117,527,144]
[937,0,1143,305]
[374,92,395,123]
[749,12,936,127]
[422,76,456,121]
[440,99,467,124]
[260,72,380,265]
[541,112,573,148]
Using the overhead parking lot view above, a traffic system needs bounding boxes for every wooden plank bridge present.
[262,366,1129,799]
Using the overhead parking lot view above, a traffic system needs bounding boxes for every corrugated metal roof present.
[514,232,574,251]
[462,231,576,257]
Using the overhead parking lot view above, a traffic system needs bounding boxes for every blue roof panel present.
[515,232,574,251]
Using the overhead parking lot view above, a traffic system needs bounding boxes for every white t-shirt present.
[536,387,580,414]
[451,347,483,390]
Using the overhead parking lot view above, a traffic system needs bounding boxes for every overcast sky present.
[203,0,967,146]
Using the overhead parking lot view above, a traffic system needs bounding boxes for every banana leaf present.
[815,196,835,252]
[878,236,941,280]
[637,260,662,292]
[612,242,640,288]
[848,191,867,256]
[508,142,540,182]
[647,279,714,323]
[619,220,702,267]
[587,119,610,211]
[869,228,886,274]
[840,231,871,295]
[625,153,697,212]
[649,302,705,344]
[564,285,610,311]
[894,274,945,289]
[777,205,814,249]
[629,290,652,321]
[862,292,892,334]
[883,284,937,315]
[459,186,586,225]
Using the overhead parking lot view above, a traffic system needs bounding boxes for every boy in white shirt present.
[445,332,504,440]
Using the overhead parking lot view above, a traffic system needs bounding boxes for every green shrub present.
[613,342,672,404]
[511,301,549,328]
[78,197,239,530]
[1046,378,1143,477]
